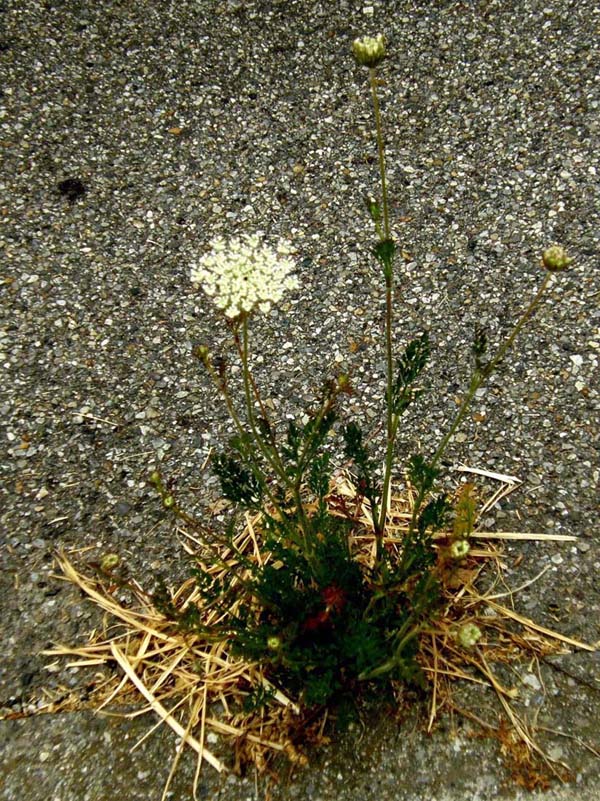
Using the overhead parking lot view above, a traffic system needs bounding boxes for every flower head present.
[352,34,386,68]
[458,622,482,649]
[191,234,299,319]
[542,245,572,273]
[450,539,470,560]
[100,553,120,572]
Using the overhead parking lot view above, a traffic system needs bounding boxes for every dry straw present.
[44,468,595,797]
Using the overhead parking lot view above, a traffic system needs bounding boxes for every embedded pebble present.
[522,674,542,691]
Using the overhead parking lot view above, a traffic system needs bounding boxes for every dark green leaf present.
[472,326,489,372]
[243,684,276,712]
[407,453,439,496]
[256,416,275,445]
[373,239,396,277]
[229,432,253,457]
[309,453,331,500]
[395,332,430,385]
[417,494,451,537]
[213,453,262,507]
[302,408,336,460]
[283,420,301,460]
[393,332,430,414]
[343,421,367,463]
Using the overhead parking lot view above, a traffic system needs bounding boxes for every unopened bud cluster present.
[101,553,120,572]
[149,470,175,509]
[450,539,470,559]
[458,622,482,648]
[542,245,572,272]
[352,34,386,68]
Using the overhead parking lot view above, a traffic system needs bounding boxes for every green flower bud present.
[352,34,386,68]
[458,622,482,649]
[101,553,120,572]
[365,196,381,223]
[450,539,470,559]
[149,470,161,486]
[542,245,572,272]
[195,345,211,366]
[337,373,352,393]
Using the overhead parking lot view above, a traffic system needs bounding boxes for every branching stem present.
[431,272,553,469]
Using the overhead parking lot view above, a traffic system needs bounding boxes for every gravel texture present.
[1,0,599,799]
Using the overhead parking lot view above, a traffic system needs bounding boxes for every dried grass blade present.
[203,717,285,750]
[486,601,596,652]
[59,658,109,667]
[160,691,201,801]
[130,689,197,750]
[483,566,553,602]
[456,465,522,485]
[149,648,189,696]
[427,634,439,733]
[109,642,225,773]
[260,677,300,713]
[95,673,130,713]
[471,531,577,542]
[56,555,171,638]
[193,683,209,801]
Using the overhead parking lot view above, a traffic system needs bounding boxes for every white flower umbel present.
[191,234,299,318]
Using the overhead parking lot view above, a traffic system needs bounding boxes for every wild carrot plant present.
[152,34,571,712]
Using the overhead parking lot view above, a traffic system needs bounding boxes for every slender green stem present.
[151,473,226,554]
[378,392,399,544]
[377,280,395,539]
[431,272,553,470]
[294,390,336,484]
[358,621,427,681]
[403,274,553,545]
[405,484,427,541]
[202,358,246,449]
[202,354,286,521]
[369,66,395,551]
[233,326,277,443]
[290,389,339,552]
[239,316,312,545]
[369,68,390,240]
[240,315,290,486]
[234,320,297,500]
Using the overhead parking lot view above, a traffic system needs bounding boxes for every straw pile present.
[44,467,596,796]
